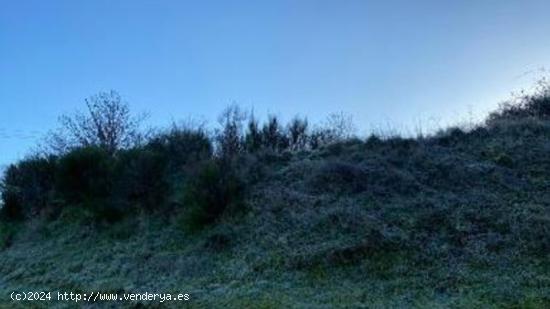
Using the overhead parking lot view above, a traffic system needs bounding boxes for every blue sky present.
[2,0,550,166]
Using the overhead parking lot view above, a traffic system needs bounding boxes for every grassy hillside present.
[1,92,550,307]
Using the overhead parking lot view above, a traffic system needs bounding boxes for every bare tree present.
[48,90,147,155]
[308,112,356,149]
[324,112,357,141]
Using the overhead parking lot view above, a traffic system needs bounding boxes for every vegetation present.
[179,160,245,232]
[46,90,147,155]
[1,83,550,307]
[487,77,550,123]
[0,155,56,220]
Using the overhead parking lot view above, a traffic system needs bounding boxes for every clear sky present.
[2,0,550,166]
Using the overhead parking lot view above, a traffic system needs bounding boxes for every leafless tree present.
[308,112,356,149]
[48,90,147,155]
[324,112,357,141]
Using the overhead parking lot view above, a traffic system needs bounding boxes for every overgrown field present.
[1,89,550,308]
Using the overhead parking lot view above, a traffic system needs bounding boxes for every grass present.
[1,118,550,307]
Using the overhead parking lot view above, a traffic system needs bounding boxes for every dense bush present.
[179,160,244,232]
[0,156,57,220]
[55,147,116,216]
[113,148,168,210]
[260,115,289,151]
[0,127,213,222]
[0,100,360,225]
[244,116,262,152]
[146,125,212,171]
[287,117,309,151]
[0,187,22,221]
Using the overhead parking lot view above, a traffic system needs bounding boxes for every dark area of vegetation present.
[1,84,550,307]
[0,93,357,231]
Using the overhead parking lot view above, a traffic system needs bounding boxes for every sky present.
[2,0,550,166]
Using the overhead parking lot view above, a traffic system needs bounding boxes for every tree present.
[216,104,247,160]
[323,112,357,141]
[308,112,356,149]
[261,115,289,151]
[287,116,308,151]
[48,91,146,155]
[244,113,262,153]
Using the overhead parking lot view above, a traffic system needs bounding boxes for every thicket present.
[0,155,56,220]
[0,95,356,230]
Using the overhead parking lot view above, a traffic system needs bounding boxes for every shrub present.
[0,156,57,220]
[146,125,212,171]
[287,117,309,151]
[55,146,117,219]
[308,129,326,150]
[216,105,247,160]
[365,134,383,147]
[179,160,244,232]
[261,115,289,151]
[244,115,262,153]
[113,148,168,210]
[0,188,22,221]
[434,127,466,146]
[487,78,550,123]
[1,165,24,221]
[308,113,356,149]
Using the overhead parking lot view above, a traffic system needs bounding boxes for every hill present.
[1,92,550,307]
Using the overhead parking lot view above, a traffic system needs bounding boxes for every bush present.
[287,117,309,151]
[179,160,244,232]
[260,115,289,151]
[435,127,466,146]
[55,147,118,219]
[0,156,57,220]
[146,125,212,171]
[244,115,262,153]
[216,105,247,159]
[309,112,357,149]
[487,79,550,123]
[365,134,383,147]
[0,188,22,221]
[113,148,168,210]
